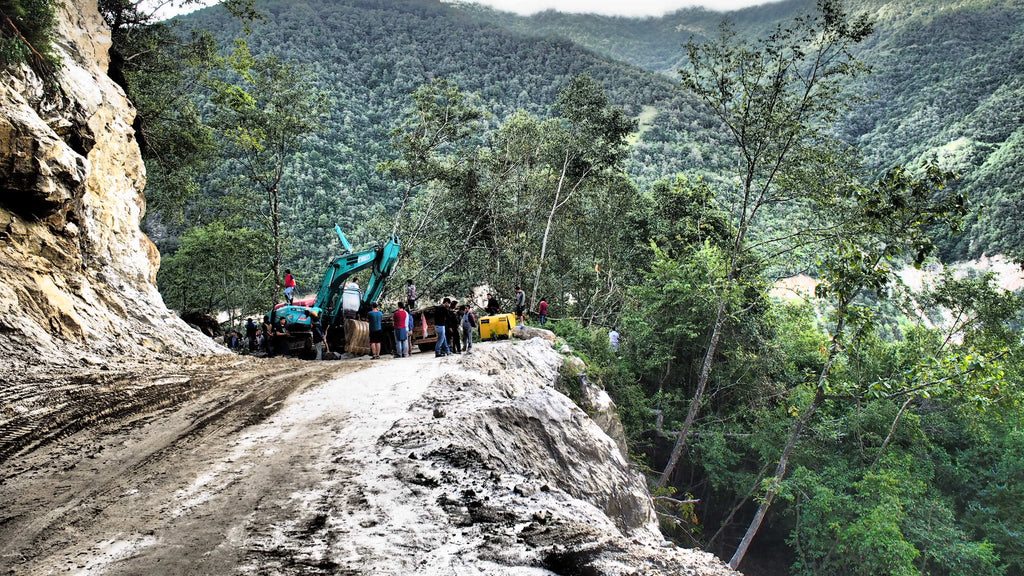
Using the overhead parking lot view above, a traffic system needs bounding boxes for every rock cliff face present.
[0,0,222,374]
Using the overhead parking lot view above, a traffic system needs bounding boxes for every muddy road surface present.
[0,352,445,575]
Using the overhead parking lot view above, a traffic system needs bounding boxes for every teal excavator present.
[270,227,400,356]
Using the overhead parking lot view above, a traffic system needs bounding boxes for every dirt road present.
[1,341,738,576]
[0,351,447,575]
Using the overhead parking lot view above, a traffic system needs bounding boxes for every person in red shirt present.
[538,297,549,326]
[284,269,296,304]
[393,302,410,358]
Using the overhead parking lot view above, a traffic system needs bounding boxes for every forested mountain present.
[160,0,724,277]
[164,0,1024,277]
[463,0,1024,259]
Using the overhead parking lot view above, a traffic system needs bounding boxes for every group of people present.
[430,298,477,357]
[222,275,561,361]
[223,316,295,357]
[484,287,548,327]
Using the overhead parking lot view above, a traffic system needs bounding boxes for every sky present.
[154,0,778,20]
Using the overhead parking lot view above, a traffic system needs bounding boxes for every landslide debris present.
[0,340,737,576]
[372,337,737,575]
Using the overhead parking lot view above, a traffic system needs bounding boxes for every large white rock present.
[376,339,740,575]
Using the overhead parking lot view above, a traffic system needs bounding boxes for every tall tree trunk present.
[391,181,415,237]
[728,387,825,570]
[658,178,753,489]
[530,151,571,310]
[728,310,847,570]
[271,184,281,305]
[657,298,727,488]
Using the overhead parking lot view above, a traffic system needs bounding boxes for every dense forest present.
[464,0,1024,260]
[81,0,1024,574]
[144,0,734,290]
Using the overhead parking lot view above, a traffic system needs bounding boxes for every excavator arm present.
[269,233,400,356]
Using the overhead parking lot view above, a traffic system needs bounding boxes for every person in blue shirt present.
[368,302,384,359]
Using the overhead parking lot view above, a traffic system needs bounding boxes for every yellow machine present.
[479,313,516,340]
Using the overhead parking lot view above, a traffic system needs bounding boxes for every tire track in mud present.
[0,361,238,464]
[0,357,360,573]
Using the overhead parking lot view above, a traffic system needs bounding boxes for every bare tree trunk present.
[271,183,281,305]
[728,387,825,570]
[728,310,847,570]
[870,396,914,469]
[530,151,570,310]
[657,298,727,488]
[391,181,416,237]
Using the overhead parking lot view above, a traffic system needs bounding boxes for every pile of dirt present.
[372,338,737,575]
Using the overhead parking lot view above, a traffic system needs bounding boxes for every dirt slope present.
[0,340,736,576]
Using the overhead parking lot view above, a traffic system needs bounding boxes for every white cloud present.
[450,0,779,17]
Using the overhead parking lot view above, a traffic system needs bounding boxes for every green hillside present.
[463,0,1024,259]
[161,0,728,274]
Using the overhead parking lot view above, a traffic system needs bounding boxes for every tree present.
[379,76,636,314]
[99,0,259,225]
[379,78,485,240]
[529,74,635,310]
[0,0,60,76]
[658,0,875,489]
[727,164,970,570]
[157,222,272,322]
[208,39,327,304]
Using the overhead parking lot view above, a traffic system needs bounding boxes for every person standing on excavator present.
[284,269,296,304]
[406,279,417,310]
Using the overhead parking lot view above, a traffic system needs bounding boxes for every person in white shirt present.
[608,328,620,353]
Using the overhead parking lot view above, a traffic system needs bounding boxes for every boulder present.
[512,324,557,341]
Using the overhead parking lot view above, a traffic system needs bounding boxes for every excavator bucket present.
[345,319,371,356]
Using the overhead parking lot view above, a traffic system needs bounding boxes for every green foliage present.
[99,1,261,226]
[129,1,1024,573]
[376,75,640,321]
[0,0,60,75]
[552,319,653,442]
[785,454,1002,576]
[468,0,1024,261]
[157,222,273,320]
[164,0,720,282]
[207,38,328,302]
[622,242,728,381]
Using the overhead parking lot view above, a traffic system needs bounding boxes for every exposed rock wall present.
[0,0,223,374]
